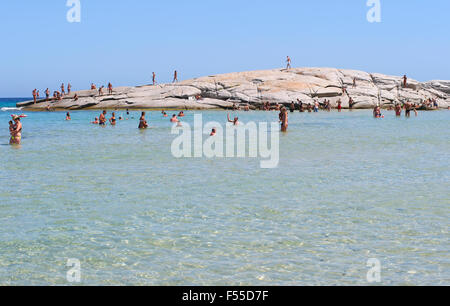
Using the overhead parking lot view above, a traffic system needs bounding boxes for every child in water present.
[9,120,14,133]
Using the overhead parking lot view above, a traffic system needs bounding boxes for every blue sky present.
[0,0,449,97]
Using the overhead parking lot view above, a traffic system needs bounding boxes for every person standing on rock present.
[61,83,65,96]
[68,83,72,95]
[152,72,157,85]
[286,56,292,70]
[45,88,50,101]
[173,70,178,83]
[32,89,37,104]
[353,77,357,88]
[403,75,408,88]
[108,82,113,95]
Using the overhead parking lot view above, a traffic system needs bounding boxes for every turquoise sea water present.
[0,98,449,285]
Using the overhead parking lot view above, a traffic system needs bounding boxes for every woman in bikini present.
[10,116,22,145]
[109,112,117,126]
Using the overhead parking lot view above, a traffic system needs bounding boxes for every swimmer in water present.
[405,102,412,118]
[139,112,149,129]
[66,112,71,121]
[10,115,22,145]
[8,121,14,144]
[280,107,288,132]
[314,101,319,112]
[227,113,239,126]
[210,128,217,136]
[91,117,99,124]
[395,103,402,117]
[178,111,185,117]
[109,112,117,126]
[170,115,179,123]
[99,110,107,125]
[373,106,382,118]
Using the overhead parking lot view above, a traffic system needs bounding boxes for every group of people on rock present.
[33,82,115,105]
[33,83,73,104]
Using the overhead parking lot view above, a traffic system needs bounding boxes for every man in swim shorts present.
[280,108,288,132]
[99,110,107,125]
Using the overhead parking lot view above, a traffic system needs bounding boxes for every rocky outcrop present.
[18,68,450,110]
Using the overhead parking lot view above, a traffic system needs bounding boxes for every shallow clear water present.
[1,100,449,285]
